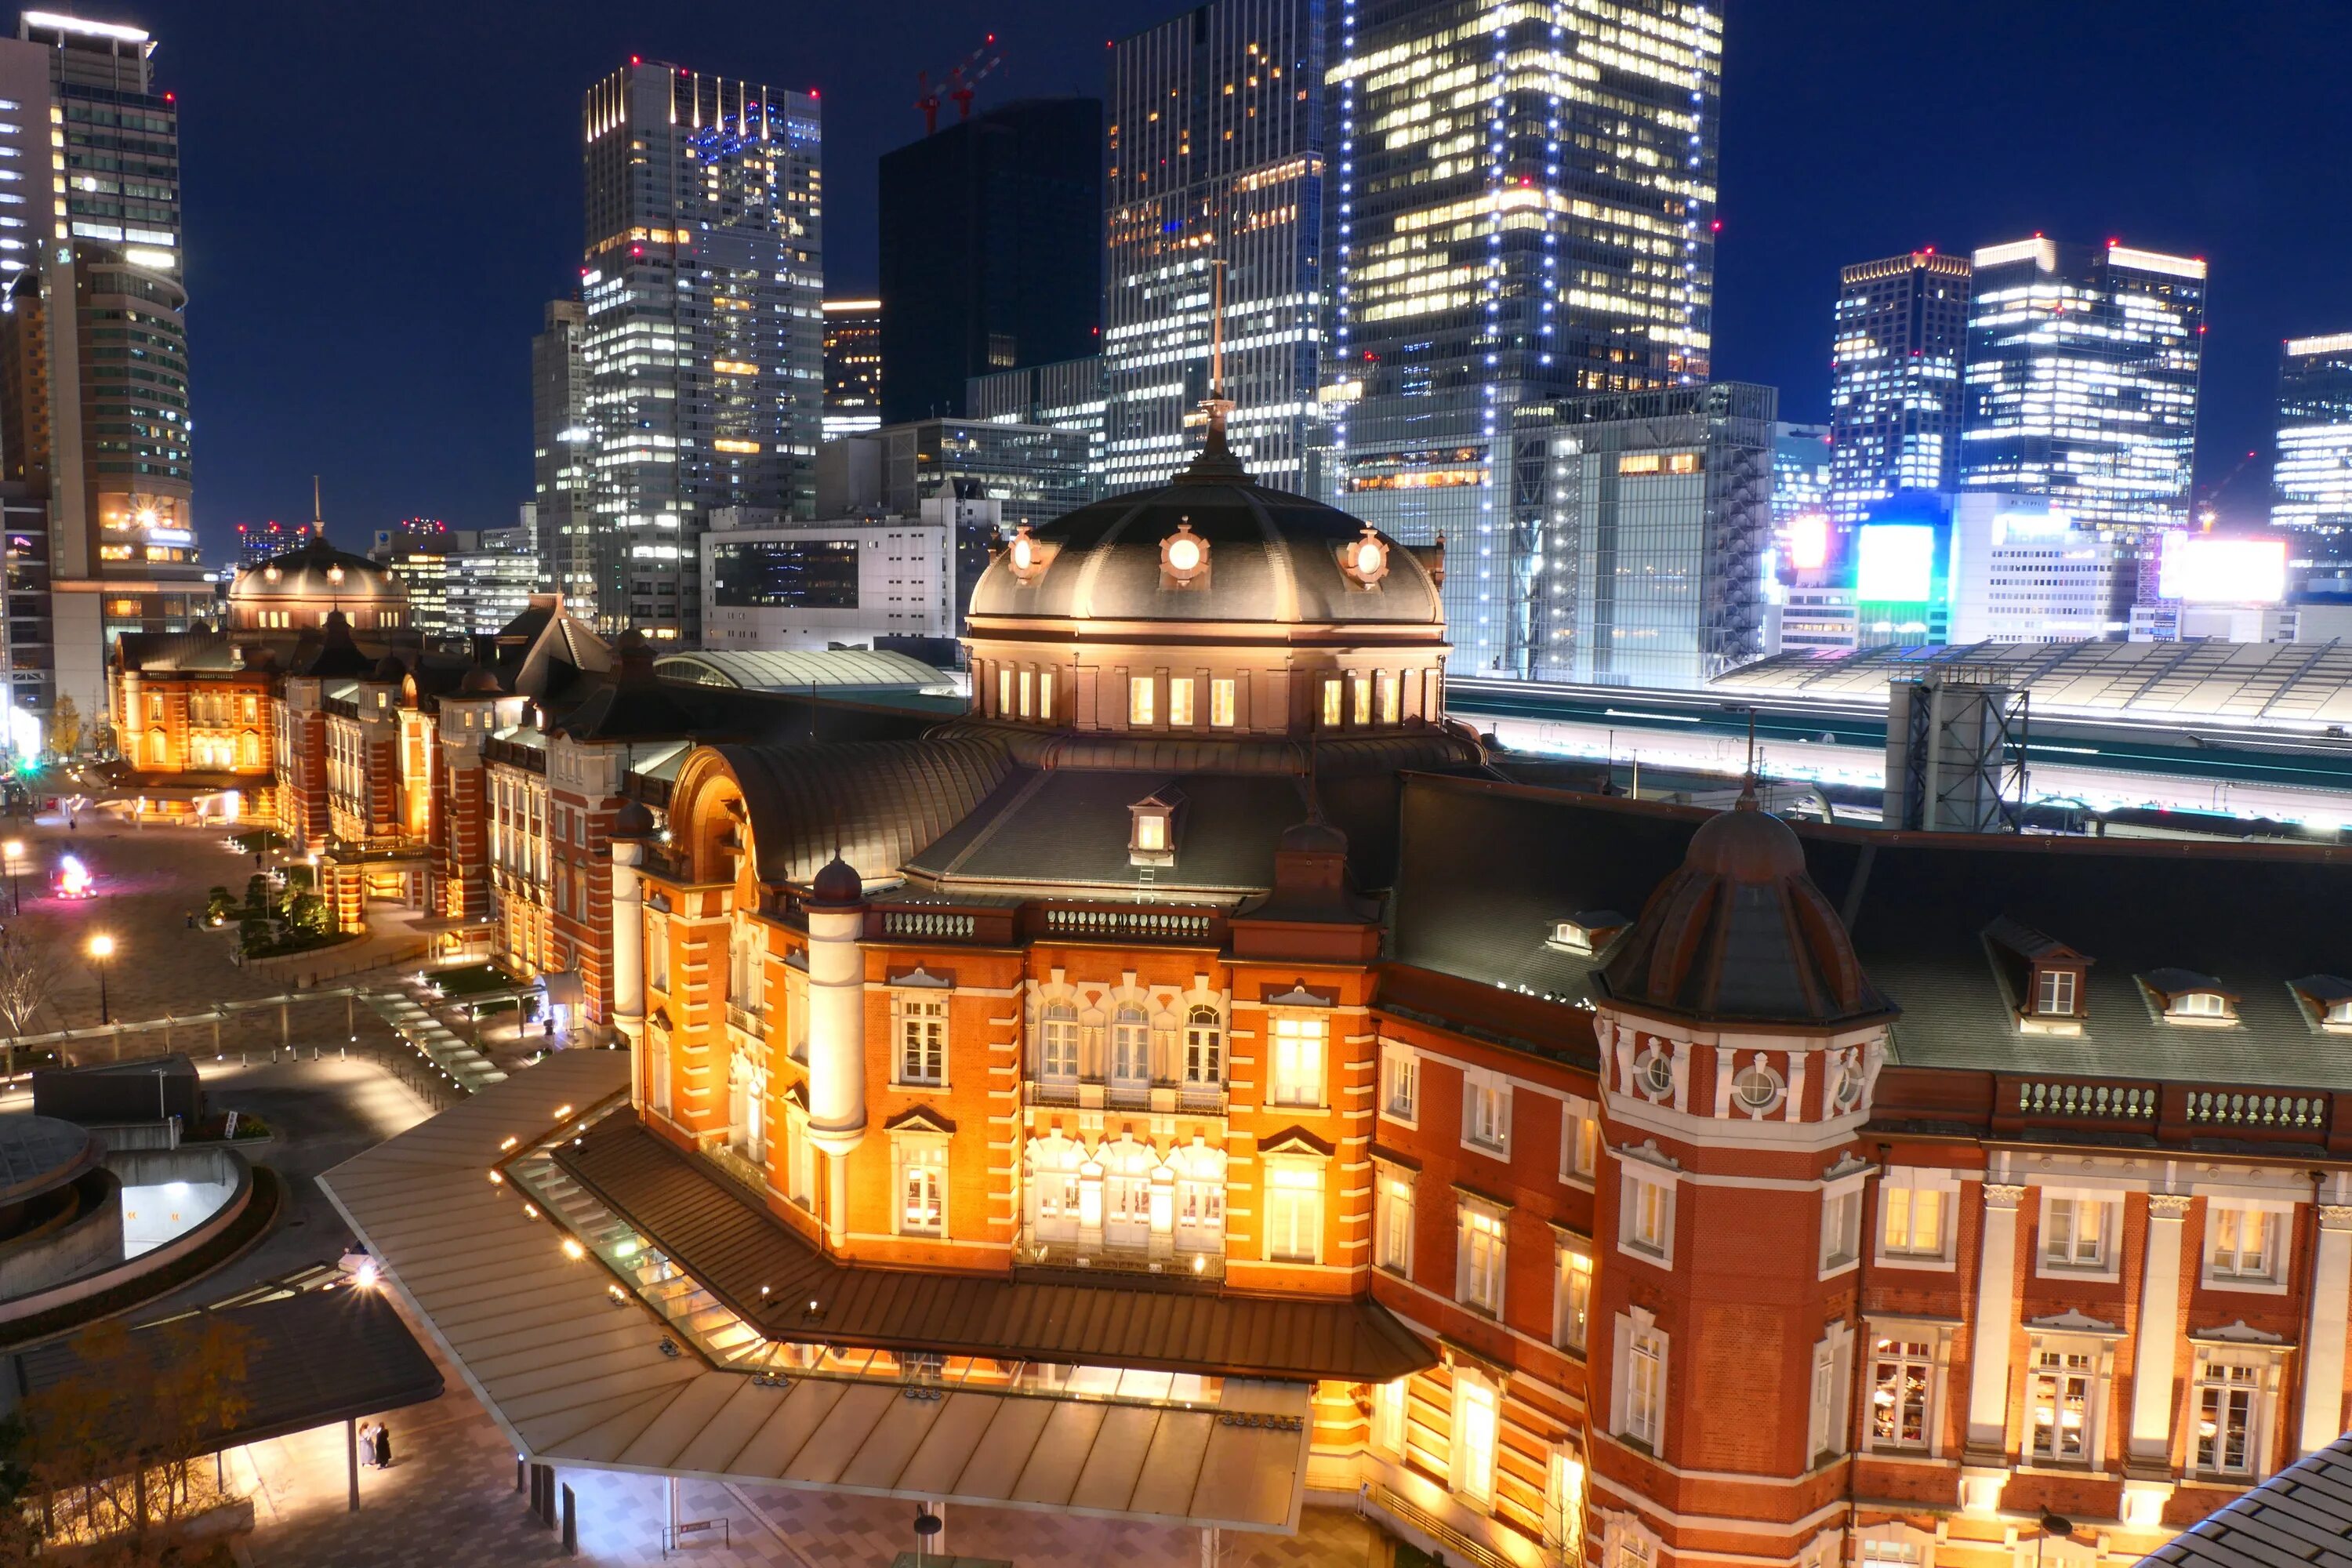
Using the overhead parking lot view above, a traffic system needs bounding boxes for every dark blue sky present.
[160,0,2351,554]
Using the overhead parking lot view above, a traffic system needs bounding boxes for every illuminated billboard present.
[1788,512,1830,572]
[2157,533,2287,604]
[1856,524,1938,602]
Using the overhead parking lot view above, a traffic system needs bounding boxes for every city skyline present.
[117,1,2352,558]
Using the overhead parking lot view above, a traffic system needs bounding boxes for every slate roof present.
[554,1114,1433,1385]
[111,630,243,673]
[717,735,1014,887]
[1390,774,2352,1087]
[2141,1433,2352,1568]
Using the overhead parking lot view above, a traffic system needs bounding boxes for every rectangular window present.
[1377,1175,1413,1274]
[2195,1362,2261,1476]
[1462,1069,1508,1152]
[898,996,946,1085]
[1265,1167,1321,1261]
[1319,677,1341,727]
[1377,670,1399,724]
[1809,1338,1841,1459]
[1351,673,1372,726]
[1373,1378,1408,1456]
[997,666,1012,715]
[1459,1203,1505,1314]
[1018,667,1033,717]
[1624,1174,1673,1260]
[1269,1014,1326,1107]
[1871,1338,1933,1450]
[1128,675,1155,727]
[1381,1044,1418,1122]
[1209,677,1236,728]
[2035,967,2077,1015]
[1882,1185,1946,1258]
[1038,670,1054,721]
[1822,1189,1862,1272]
[1555,1246,1592,1352]
[1168,677,1196,727]
[2209,1204,2279,1283]
[2028,1348,2096,1463]
[2045,1196,2108,1269]
[899,1146,945,1236]
[1626,1330,1664,1447]
[1564,1098,1599,1181]
[1454,1378,1498,1506]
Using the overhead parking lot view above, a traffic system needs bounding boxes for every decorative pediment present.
[884,1105,957,1137]
[890,965,953,990]
[2027,1308,2122,1335]
[1265,982,1334,1008]
[1822,1152,1874,1183]
[1259,1126,1334,1159]
[1617,1138,1682,1173]
[2190,1319,2287,1346]
[781,1080,809,1112]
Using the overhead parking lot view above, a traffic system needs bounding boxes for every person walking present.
[374,1422,392,1470]
[358,1421,377,1468]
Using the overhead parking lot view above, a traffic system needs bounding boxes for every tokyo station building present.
[123,447,2352,1564]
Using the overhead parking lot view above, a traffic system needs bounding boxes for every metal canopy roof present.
[1714,640,2352,731]
[655,649,960,697]
[320,1054,1320,1534]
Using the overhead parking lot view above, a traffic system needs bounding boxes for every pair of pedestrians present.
[357,1420,394,1469]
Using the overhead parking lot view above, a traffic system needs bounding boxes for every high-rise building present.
[2273,332,2352,535]
[1772,421,1831,531]
[967,354,1106,496]
[0,11,198,726]
[822,299,882,441]
[877,98,1101,425]
[1959,238,2206,540]
[1828,249,1972,523]
[233,520,320,567]
[579,62,822,641]
[1507,382,1773,689]
[531,299,595,611]
[1327,0,1722,676]
[446,523,540,638]
[1102,0,1325,494]
[1946,492,2127,645]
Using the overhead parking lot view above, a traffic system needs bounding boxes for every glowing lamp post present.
[88,933,114,1025]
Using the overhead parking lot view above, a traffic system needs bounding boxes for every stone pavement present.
[235,1288,1381,1568]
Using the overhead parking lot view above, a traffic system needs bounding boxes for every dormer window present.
[2143,968,2237,1026]
[1985,918,2092,1034]
[2033,967,2078,1018]
[2171,991,2231,1021]
[1129,789,1181,867]
[2288,977,2352,1033]
[1547,910,1629,956]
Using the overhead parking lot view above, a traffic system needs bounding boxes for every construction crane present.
[914,35,1001,136]
[2195,448,2263,529]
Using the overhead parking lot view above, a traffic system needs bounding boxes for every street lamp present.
[88,933,113,1025]
[1,839,17,916]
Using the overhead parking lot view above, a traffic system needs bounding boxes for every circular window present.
[1636,1047,1674,1098]
[1731,1058,1784,1115]
[1832,1054,1866,1112]
[1354,538,1384,575]
[1166,534,1203,573]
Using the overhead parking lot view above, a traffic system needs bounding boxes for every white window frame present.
[893,991,949,1087]
[1562,1094,1599,1187]
[1461,1065,1510,1156]
[1181,1005,1223,1088]
[892,1135,949,1238]
[1456,1196,1507,1316]
[1037,1000,1080,1084]
[1553,1236,1593,1353]
[1267,1012,1327,1109]
[1375,1164,1414,1276]
[2037,1190,2122,1283]
[1807,1322,1854,1463]
[1876,1168,1960,1271]
[1262,1156,1324,1264]
[2034,967,2078,1017]
[1371,1376,1409,1457]
[2188,1346,2279,1482]
[1208,676,1236,728]
[1379,1040,1419,1126]
[1863,1327,1949,1457]
[1619,1166,1675,1268]
[1449,1370,1500,1508]
[2024,1333,2114,1468]
[2202,1200,2292,1294]
[1128,674,1155,728]
[1820,1179,1865,1279]
[1614,1310,1669,1452]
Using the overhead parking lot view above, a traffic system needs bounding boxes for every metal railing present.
[725,1005,766,1040]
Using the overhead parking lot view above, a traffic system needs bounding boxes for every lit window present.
[1129,676,1155,727]
[1377,670,1399,724]
[1351,674,1371,726]
[2194,1359,2263,1477]
[2169,990,2232,1021]
[996,666,1012,714]
[1038,670,1054,721]
[1882,1185,1946,1259]
[1018,668,1033,717]
[1169,677,1195,727]
[1372,1377,1407,1456]
[1462,1067,1508,1152]
[1555,1246,1592,1351]
[1563,1098,1599,1181]
[1458,1203,1505,1313]
[1265,1165,1321,1261]
[1209,677,1236,727]
[2027,1348,2096,1464]
[1623,1172,1673,1261]
[2044,1196,2109,1269]
[2208,1204,2279,1284]
[1037,1002,1078,1083]
[1319,677,1341,727]
[898,1143,946,1236]
[1452,1377,1498,1505]
[1871,1338,1934,1450]
[1624,1326,1666,1448]
[898,995,946,1085]
[1269,1014,1325,1106]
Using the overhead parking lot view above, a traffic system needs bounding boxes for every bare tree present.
[0,938,53,1074]
[47,694,80,760]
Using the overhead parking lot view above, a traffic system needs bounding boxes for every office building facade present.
[877,99,1101,426]
[1828,249,1972,524]
[968,354,1106,496]
[531,298,595,612]
[699,499,989,652]
[1508,383,1773,689]
[579,62,822,641]
[1960,238,2205,539]
[2273,332,2352,535]
[821,299,882,441]
[1327,0,1722,676]
[1102,0,1325,494]
[0,12,198,728]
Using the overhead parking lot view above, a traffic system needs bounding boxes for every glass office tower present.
[579,63,822,639]
[1327,0,1722,676]
[2273,333,2352,535]
[1959,238,2205,539]
[1103,0,1326,495]
[822,299,883,441]
[530,299,595,611]
[1828,249,1972,524]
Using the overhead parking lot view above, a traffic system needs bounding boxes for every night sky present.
[158,0,2352,559]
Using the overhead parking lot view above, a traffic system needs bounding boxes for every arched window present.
[238,729,261,768]
[1110,1004,1149,1094]
[1183,1005,1221,1088]
[1025,1130,1084,1249]
[1099,1134,1154,1252]
[1170,1140,1226,1253]
[1038,1000,1080,1085]
[147,726,167,766]
[727,1050,765,1163]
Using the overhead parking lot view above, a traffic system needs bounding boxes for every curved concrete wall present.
[0,1168,123,1301]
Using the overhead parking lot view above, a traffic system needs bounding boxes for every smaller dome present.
[1684,794,1806,883]
[809,855,863,906]
[610,800,656,838]
[459,664,503,695]
[370,655,406,683]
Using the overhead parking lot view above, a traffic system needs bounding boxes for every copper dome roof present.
[229,535,406,605]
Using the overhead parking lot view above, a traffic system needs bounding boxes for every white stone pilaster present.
[2299,1204,2352,1454]
[2129,1192,2192,1461]
[1967,1183,2026,1456]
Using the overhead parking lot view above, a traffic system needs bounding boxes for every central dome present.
[967,457,1442,627]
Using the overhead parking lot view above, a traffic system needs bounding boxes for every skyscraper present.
[1959,238,2206,539]
[2273,333,2352,535]
[1327,0,1722,676]
[822,299,882,440]
[877,99,1102,426]
[531,299,594,612]
[1828,249,1971,523]
[1102,0,1325,494]
[0,11,198,724]
[579,62,822,641]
